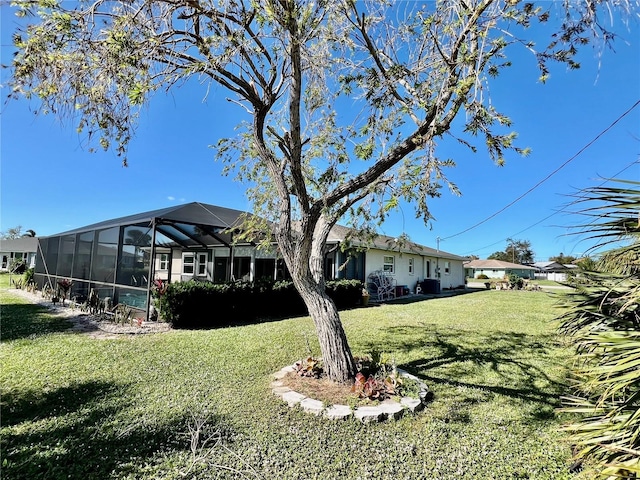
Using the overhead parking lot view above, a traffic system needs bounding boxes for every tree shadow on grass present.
[0,303,72,342]
[1,380,230,480]
[365,325,570,416]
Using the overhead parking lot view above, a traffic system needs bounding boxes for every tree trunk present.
[294,276,356,383]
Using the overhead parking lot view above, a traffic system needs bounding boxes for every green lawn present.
[1,277,581,479]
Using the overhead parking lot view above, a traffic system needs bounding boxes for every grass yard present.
[0,276,581,479]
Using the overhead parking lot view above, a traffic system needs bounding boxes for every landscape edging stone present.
[271,365,429,423]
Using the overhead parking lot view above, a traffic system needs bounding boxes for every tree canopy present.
[488,237,534,264]
[8,0,636,381]
[1,226,24,240]
[548,253,578,264]
[0,226,35,239]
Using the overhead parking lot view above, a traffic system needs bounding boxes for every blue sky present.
[1,6,638,262]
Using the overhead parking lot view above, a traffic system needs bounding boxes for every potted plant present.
[362,287,371,307]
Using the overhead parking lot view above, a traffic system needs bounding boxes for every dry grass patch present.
[280,372,357,405]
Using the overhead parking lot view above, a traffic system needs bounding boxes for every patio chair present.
[367,270,396,301]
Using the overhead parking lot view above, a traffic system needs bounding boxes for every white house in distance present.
[31,202,467,315]
[464,259,536,279]
[0,237,38,271]
[531,261,576,282]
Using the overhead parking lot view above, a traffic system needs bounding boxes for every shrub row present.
[156,279,364,329]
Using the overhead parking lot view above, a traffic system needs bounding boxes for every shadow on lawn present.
[366,325,569,414]
[0,303,73,342]
[383,287,486,305]
[1,380,228,480]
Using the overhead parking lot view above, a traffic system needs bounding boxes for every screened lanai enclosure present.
[33,203,287,318]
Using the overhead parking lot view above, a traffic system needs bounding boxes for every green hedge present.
[156,279,364,329]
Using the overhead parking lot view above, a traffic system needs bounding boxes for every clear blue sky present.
[1,6,638,262]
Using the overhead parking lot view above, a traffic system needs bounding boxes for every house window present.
[233,256,251,281]
[383,256,395,274]
[183,253,195,275]
[408,258,414,275]
[197,253,207,276]
[183,252,208,276]
[159,253,169,270]
[444,261,450,275]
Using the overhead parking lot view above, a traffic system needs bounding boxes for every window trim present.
[444,261,450,275]
[182,252,209,277]
[159,253,169,271]
[383,255,395,274]
[408,258,414,275]
[182,253,195,275]
[197,253,208,276]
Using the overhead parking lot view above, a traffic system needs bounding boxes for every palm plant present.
[559,179,640,479]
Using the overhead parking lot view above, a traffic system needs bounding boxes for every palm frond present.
[561,178,640,479]
[567,179,640,252]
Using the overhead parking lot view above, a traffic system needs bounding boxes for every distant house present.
[0,237,38,271]
[464,259,536,279]
[32,202,467,316]
[531,261,574,282]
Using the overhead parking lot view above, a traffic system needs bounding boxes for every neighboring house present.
[464,259,536,279]
[531,261,575,282]
[325,224,466,294]
[0,237,38,271]
[32,202,466,315]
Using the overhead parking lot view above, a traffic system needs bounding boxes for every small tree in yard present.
[7,0,634,382]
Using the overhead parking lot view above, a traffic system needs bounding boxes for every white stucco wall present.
[471,268,535,279]
[365,249,465,292]
[438,259,466,290]
[535,271,567,282]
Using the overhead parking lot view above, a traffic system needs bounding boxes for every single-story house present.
[531,261,575,282]
[0,237,38,271]
[464,259,536,279]
[326,224,466,296]
[31,202,466,316]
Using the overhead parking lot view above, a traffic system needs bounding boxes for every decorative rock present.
[300,398,324,415]
[282,390,306,407]
[397,368,420,382]
[354,406,385,423]
[272,370,288,380]
[272,386,293,398]
[271,366,429,422]
[400,397,424,413]
[324,404,353,420]
[379,400,405,420]
[419,388,432,405]
[273,367,293,380]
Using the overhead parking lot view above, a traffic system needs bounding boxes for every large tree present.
[488,237,534,264]
[7,0,633,382]
[1,226,24,239]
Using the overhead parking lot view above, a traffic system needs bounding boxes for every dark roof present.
[0,237,38,252]
[328,224,465,261]
[52,202,248,236]
[531,261,569,271]
[46,202,255,249]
